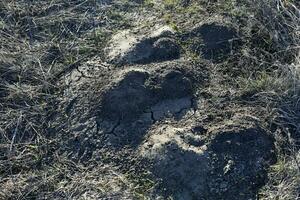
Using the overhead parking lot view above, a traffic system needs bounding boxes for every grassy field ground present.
[0,0,299,199]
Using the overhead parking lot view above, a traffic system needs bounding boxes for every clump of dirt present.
[140,124,276,199]
[105,26,180,65]
[100,70,153,121]
[58,58,206,160]
[96,62,199,147]
[207,127,276,199]
[151,38,181,62]
[187,22,241,62]
[99,68,193,121]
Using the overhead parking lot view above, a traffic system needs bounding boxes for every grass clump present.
[245,1,300,198]
[237,71,292,97]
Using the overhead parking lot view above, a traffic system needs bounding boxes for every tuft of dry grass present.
[0,0,128,199]
[247,0,300,199]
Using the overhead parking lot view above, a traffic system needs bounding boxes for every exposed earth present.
[0,0,299,199]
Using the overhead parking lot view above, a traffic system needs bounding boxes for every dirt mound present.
[99,66,194,122]
[59,59,206,159]
[97,65,196,147]
[151,38,181,62]
[100,70,152,121]
[105,26,180,65]
[187,22,241,62]
[140,125,275,199]
[207,127,276,199]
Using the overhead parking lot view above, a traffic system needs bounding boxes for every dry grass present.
[246,0,300,199]
[0,0,128,199]
[0,0,299,199]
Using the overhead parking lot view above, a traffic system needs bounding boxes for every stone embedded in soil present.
[139,125,275,199]
[105,26,180,65]
[188,22,240,62]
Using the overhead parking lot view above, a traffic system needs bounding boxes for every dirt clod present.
[188,23,241,62]
[140,125,275,199]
